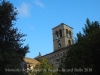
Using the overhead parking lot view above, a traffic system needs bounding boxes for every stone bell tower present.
[52,23,74,51]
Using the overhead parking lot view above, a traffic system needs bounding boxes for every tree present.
[31,58,56,75]
[0,0,29,75]
[59,18,100,75]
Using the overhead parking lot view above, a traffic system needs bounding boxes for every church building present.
[35,23,74,68]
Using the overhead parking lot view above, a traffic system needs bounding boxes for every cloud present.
[28,25,34,30]
[17,2,31,17]
[34,0,45,8]
[26,23,34,30]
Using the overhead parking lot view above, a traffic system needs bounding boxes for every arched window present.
[58,40,61,43]
[69,30,71,38]
[55,31,59,39]
[66,29,68,37]
[58,43,61,48]
[59,29,62,38]
[68,40,71,46]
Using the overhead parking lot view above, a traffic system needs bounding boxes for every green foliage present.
[60,18,100,75]
[0,0,29,75]
[31,58,56,75]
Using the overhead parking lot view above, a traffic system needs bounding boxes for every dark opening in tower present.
[59,29,62,38]
[58,43,61,48]
[55,31,59,39]
[69,30,71,38]
[66,29,68,37]
[68,40,71,46]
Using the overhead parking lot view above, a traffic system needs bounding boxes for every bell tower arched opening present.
[59,29,62,38]
[68,40,71,46]
[55,31,59,39]
[68,30,72,38]
[66,29,68,38]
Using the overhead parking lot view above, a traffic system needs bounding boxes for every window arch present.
[69,30,71,38]
[59,29,62,38]
[66,29,68,37]
[55,31,59,39]
[58,43,61,48]
[58,40,61,43]
[68,40,71,46]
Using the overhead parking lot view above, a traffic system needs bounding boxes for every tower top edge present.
[52,23,73,30]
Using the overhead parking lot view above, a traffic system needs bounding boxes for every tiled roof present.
[24,57,40,65]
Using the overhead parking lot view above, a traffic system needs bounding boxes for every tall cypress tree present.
[0,0,29,75]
